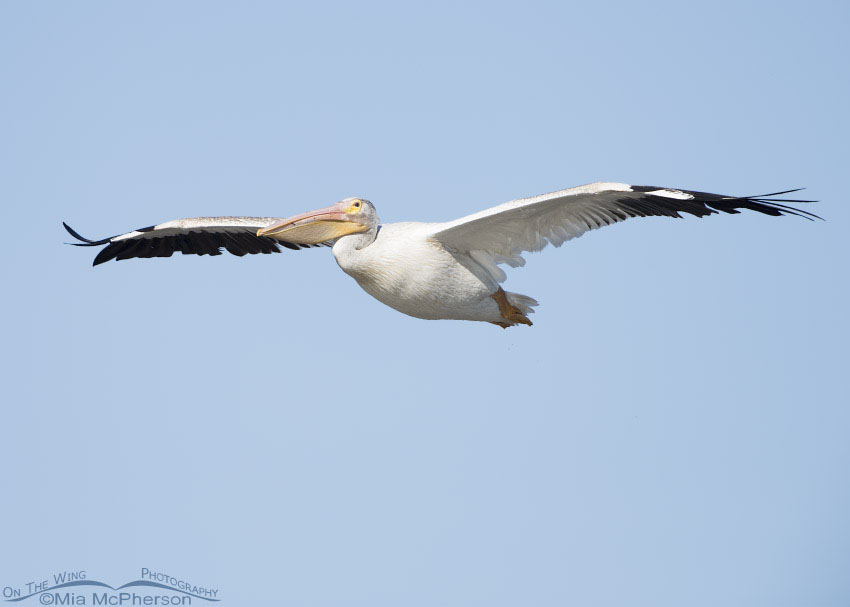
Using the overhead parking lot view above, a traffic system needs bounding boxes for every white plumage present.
[65,182,818,328]
[332,222,537,323]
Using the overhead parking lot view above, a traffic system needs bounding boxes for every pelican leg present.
[490,287,533,328]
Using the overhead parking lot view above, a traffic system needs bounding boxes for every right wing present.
[428,183,818,281]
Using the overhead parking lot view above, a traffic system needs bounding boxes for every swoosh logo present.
[6,580,219,602]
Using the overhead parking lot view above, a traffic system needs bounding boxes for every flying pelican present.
[64,182,818,328]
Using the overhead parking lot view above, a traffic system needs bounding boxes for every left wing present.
[428,182,818,281]
[64,216,332,266]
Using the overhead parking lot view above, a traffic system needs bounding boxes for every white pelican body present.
[65,182,817,328]
[333,222,535,324]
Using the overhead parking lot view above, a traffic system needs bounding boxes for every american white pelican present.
[65,182,818,328]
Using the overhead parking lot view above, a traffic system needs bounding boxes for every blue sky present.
[1,1,848,605]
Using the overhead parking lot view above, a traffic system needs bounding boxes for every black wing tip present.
[739,188,823,221]
[742,188,826,221]
[62,221,114,246]
[632,185,823,221]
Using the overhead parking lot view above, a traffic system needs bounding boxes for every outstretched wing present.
[428,182,819,281]
[64,216,333,266]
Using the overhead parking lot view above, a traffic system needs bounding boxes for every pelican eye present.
[347,199,363,214]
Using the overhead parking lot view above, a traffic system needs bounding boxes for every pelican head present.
[258,197,379,245]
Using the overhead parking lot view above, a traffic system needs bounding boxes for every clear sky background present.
[1,1,848,605]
